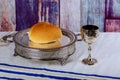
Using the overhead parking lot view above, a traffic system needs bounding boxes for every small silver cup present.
[81,25,99,65]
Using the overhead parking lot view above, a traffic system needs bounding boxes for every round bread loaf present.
[29,22,62,43]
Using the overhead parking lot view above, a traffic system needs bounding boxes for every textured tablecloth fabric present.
[0,32,120,80]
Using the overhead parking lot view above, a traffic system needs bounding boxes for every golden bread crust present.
[29,22,62,43]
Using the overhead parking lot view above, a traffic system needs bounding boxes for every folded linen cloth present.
[0,63,120,80]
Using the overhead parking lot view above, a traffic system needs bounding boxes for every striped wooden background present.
[0,0,120,32]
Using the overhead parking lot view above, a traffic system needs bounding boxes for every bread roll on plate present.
[29,22,62,43]
[29,22,62,49]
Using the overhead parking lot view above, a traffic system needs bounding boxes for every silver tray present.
[13,28,77,65]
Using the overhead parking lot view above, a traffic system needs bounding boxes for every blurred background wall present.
[0,0,120,32]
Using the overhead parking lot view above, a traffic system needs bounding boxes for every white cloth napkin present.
[0,63,119,80]
[0,32,120,80]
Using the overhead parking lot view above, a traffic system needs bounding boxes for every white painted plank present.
[0,0,16,31]
[60,0,81,32]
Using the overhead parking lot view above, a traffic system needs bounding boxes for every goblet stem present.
[82,43,97,65]
[88,44,92,61]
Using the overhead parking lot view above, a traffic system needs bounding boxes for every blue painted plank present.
[39,0,59,25]
[15,0,39,31]
[105,0,120,32]
[81,0,105,32]
[49,1,59,25]
[106,0,120,19]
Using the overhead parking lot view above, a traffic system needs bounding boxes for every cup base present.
[82,58,97,65]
